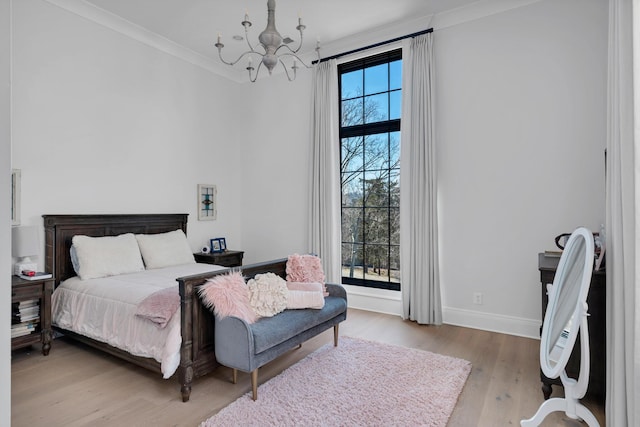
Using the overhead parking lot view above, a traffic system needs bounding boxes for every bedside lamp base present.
[14,260,37,276]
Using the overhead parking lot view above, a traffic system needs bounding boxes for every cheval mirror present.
[521,227,599,426]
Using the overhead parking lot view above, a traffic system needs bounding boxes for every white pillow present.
[135,229,195,269]
[71,233,145,280]
[69,245,80,275]
[247,273,289,317]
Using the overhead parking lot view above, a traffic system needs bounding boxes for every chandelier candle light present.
[215,0,317,82]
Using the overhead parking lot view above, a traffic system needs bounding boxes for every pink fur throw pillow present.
[198,271,259,324]
[286,254,328,296]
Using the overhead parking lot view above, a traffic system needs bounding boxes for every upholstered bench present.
[214,283,347,400]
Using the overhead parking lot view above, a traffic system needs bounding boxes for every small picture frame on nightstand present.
[210,237,226,253]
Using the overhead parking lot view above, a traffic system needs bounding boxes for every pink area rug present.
[201,336,471,427]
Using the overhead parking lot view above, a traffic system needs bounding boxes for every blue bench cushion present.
[250,296,347,354]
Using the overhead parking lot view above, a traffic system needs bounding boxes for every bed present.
[44,213,287,402]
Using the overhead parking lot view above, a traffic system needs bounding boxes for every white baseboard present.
[343,286,540,339]
[442,306,540,339]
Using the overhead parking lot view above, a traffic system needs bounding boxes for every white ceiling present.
[56,0,542,82]
[82,0,478,65]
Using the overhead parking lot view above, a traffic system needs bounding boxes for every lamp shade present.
[12,226,39,259]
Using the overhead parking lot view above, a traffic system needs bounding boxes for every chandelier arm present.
[243,24,258,52]
[216,49,238,67]
[274,31,304,56]
[279,58,296,82]
[217,48,262,67]
[274,43,298,55]
[292,28,305,54]
[292,21,306,54]
[249,61,265,83]
[277,52,313,69]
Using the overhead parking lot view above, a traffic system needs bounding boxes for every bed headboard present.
[43,214,189,285]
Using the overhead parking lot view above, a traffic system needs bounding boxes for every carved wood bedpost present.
[178,280,194,402]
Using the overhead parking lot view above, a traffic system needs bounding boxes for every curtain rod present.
[314,27,433,64]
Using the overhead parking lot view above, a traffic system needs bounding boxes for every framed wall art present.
[198,184,217,221]
[11,169,21,226]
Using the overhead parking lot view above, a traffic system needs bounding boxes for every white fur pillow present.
[135,229,195,269]
[247,273,289,317]
[71,233,145,280]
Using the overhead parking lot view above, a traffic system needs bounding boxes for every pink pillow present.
[286,281,323,292]
[287,290,325,310]
[198,271,259,324]
[286,254,328,296]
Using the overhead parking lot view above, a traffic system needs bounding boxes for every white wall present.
[9,0,608,343]
[239,71,313,264]
[241,0,608,337]
[5,1,608,422]
[1,0,12,423]
[434,0,607,336]
[12,0,246,263]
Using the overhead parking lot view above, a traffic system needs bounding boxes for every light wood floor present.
[11,308,605,427]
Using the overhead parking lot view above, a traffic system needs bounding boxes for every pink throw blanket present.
[286,290,325,309]
[135,287,180,328]
[286,281,323,292]
[286,282,325,309]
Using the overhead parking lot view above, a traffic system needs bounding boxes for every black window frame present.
[339,49,402,292]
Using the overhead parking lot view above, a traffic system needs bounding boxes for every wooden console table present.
[538,253,606,402]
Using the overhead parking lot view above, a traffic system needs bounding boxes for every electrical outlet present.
[473,292,483,305]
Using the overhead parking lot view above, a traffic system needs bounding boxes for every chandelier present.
[214,0,316,82]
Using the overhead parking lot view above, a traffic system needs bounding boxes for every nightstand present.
[11,275,54,355]
[194,250,244,267]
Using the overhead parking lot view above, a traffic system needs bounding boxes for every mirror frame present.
[539,227,594,380]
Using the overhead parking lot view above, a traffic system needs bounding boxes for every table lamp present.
[12,225,39,275]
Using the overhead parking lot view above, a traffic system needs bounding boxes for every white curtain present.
[606,0,640,426]
[309,60,342,283]
[400,33,442,324]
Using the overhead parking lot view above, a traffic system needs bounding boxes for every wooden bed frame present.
[43,213,287,402]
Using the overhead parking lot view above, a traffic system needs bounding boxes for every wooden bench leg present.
[251,369,258,401]
[334,324,339,347]
[232,368,237,384]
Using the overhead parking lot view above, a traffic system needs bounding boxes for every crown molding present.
[317,0,543,63]
[43,0,244,83]
[44,0,543,84]
[430,0,544,30]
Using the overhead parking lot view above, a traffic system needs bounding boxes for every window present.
[339,50,401,291]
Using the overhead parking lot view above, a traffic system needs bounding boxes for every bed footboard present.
[176,258,287,401]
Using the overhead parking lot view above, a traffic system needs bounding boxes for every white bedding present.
[51,263,224,378]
